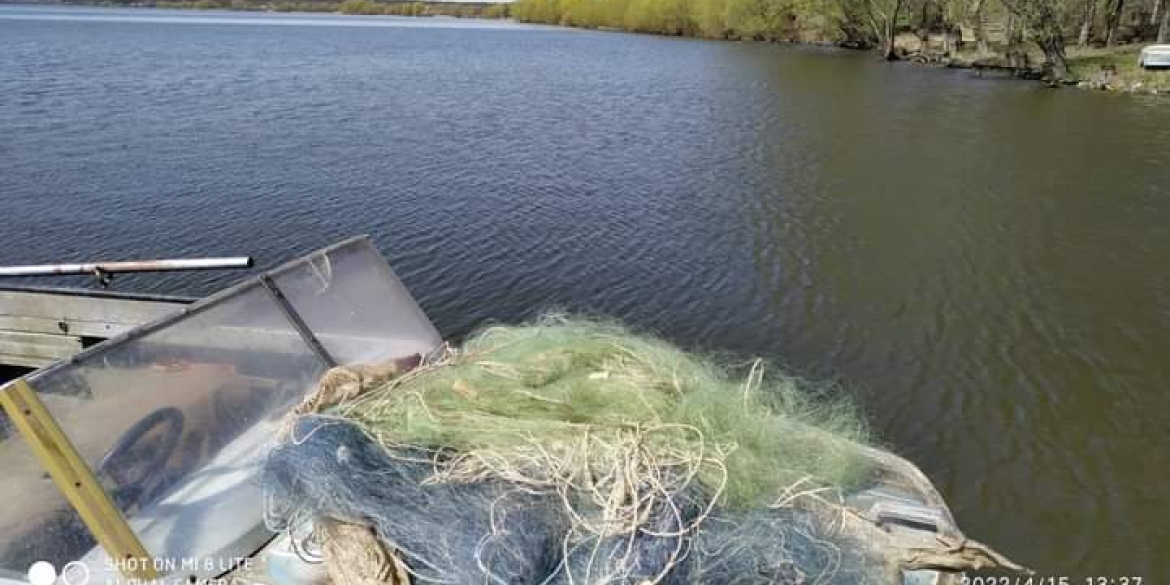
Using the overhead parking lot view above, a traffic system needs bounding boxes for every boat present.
[1139,44,1170,69]
[0,236,1021,585]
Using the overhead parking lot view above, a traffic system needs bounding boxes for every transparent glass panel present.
[272,239,441,365]
[0,406,92,579]
[22,284,329,580]
[0,238,439,582]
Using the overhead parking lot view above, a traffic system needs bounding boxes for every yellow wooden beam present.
[0,378,159,582]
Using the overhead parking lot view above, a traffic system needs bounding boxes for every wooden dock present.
[0,286,192,369]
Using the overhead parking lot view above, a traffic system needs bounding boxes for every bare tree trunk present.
[1161,0,1170,40]
[1105,0,1126,45]
[1004,12,1024,68]
[1001,0,1072,79]
[1037,33,1072,79]
[1153,0,1164,25]
[1079,0,1097,46]
[883,13,898,58]
[969,0,990,53]
[869,0,906,60]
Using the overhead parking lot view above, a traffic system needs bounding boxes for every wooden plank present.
[0,289,186,338]
[0,331,83,369]
[0,379,159,581]
[0,355,52,369]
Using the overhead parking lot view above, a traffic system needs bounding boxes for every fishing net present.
[262,315,1025,585]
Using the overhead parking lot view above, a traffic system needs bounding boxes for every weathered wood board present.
[0,331,83,369]
[0,287,191,369]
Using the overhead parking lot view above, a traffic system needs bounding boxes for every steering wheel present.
[97,407,185,510]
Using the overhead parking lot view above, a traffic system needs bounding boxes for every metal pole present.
[259,275,338,368]
[0,257,253,277]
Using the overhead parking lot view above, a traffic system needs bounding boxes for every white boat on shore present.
[1139,45,1170,69]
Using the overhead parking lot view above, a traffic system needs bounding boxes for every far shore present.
[3,0,513,19]
[9,0,1169,95]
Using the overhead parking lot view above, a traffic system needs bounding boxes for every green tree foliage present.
[338,0,436,14]
[339,0,379,13]
[514,0,846,40]
[484,2,512,17]
[836,0,907,57]
[517,0,1170,82]
[999,0,1073,78]
[162,0,510,18]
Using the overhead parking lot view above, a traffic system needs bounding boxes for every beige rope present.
[318,518,412,585]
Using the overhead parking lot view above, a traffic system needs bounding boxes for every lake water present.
[2,4,1169,578]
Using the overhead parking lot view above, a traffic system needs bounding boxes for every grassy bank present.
[1067,45,1170,93]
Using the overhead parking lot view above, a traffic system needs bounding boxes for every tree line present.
[337,0,509,17]
[141,0,512,19]
[512,0,1170,79]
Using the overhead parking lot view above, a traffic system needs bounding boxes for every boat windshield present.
[0,236,441,583]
